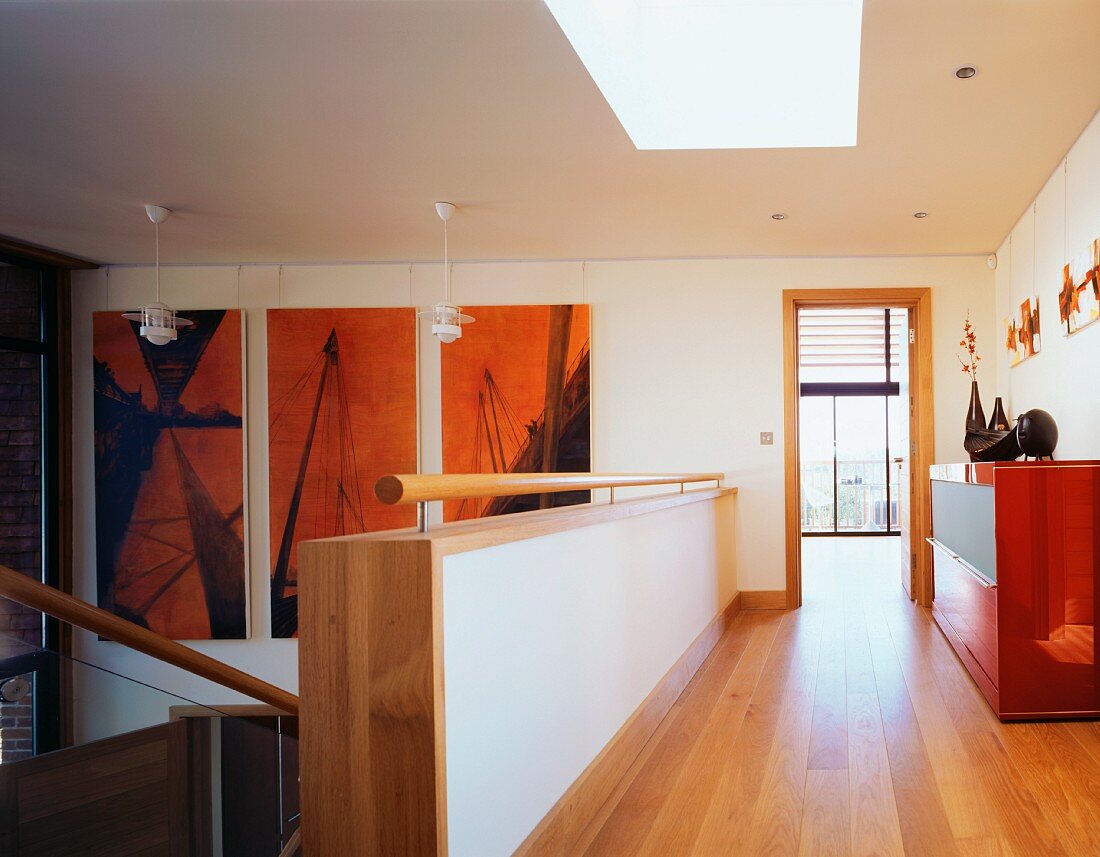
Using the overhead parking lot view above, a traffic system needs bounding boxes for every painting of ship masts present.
[93,310,247,640]
[441,304,591,522]
[267,308,417,638]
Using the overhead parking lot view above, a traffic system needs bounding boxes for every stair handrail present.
[277,829,302,857]
[375,471,724,505]
[0,563,298,716]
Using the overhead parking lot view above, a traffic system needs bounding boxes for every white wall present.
[995,107,1100,459]
[443,493,736,857]
[70,252,994,702]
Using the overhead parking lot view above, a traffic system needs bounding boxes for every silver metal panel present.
[931,479,997,582]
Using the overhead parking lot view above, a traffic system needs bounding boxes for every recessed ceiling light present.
[771,213,787,221]
[913,211,928,219]
[954,65,977,79]
[544,0,864,150]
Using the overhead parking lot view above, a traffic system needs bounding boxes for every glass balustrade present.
[0,631,300,856]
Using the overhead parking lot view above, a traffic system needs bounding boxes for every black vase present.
[987,397,1009,432]
[966,381,986,430]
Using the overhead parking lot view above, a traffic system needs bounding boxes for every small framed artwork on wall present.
[1059,237,1100,336]
[1004,296,1041,367]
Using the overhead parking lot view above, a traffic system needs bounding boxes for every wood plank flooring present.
[581,537,1100,856]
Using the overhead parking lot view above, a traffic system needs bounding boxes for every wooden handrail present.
[277,829,302,857]
[0,564,299,716]
[375,472,723,505]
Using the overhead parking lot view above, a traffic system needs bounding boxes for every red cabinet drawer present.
[931,540,998,687]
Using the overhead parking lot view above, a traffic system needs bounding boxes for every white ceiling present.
[1,0,1098,265]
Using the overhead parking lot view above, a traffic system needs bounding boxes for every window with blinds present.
[798,307,905,385]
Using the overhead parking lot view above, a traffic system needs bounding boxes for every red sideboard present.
[929,460,1100,720]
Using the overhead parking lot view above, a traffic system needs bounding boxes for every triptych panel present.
[441,304,591,521]
[93,309,247,640]
[266,308,417,638]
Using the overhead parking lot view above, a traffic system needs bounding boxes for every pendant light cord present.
[444,218,450,303]
[154,219,161,304]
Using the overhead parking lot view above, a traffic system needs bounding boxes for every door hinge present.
[911,441,917,455]
[909,328,915,344]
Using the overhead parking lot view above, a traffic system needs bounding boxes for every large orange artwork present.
[93,310,246,640]
[267,308,417,637]
[441,304,591,522]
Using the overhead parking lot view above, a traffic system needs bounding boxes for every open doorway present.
[798,306,905,608]
[782,289,934,609]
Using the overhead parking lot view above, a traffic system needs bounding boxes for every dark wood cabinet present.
[0,719,210,856]
[220,714,299,857]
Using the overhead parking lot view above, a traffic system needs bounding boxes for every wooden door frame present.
[782,288,935,609]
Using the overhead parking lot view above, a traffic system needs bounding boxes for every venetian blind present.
[798,307,903,384]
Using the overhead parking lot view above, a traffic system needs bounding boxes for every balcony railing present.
[801,459,897,532]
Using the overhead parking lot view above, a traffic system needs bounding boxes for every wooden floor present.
[581,537,1100,856]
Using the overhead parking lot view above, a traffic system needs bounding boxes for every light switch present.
[760,431,774,446]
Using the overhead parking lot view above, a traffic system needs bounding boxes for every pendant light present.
[122,204,193,345]
[418,201,474,343]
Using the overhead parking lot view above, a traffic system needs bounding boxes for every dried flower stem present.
[957,311,982,381]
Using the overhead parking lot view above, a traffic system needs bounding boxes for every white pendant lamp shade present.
[122,204,193,345]
[125,302,191,346]
[423,301,475,344]
[417,201,475,343]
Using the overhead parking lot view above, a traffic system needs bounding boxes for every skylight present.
[544,0,864,150]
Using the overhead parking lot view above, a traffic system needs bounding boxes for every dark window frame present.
[0,250,64,754]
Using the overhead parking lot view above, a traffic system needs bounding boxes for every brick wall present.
[0,349,43,641]
[0,269,43,763]
[0,687,32,763]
